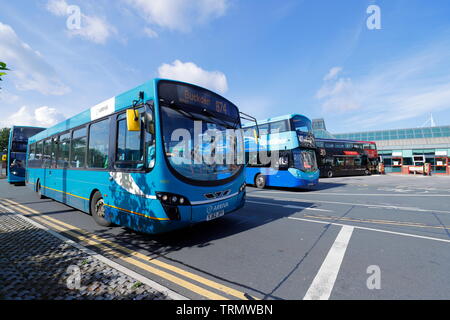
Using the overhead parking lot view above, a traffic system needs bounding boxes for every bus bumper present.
[191,191,246,223]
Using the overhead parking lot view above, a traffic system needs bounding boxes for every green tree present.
[0,62,10,89]
[0,128,11,153]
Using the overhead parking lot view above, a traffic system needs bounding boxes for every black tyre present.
[327,170,333,178]
[36,181,46,199]
[90,191,113,227]
[255,174,266,189]
[365,169,371,176]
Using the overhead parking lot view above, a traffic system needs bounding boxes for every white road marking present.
[246,200,333,212]
[303,226,354,300]
[249,190,450,197]
[247,195,450,215]
[288,216,450,244]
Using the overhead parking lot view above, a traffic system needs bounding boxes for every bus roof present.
[242,113,310,128]
[316,138,365,144]
[29,79,155,144]
[29,80,155,143]
[11,125,45,130]
[29,78,239,144]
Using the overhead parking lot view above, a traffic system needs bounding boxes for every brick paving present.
[0,208,169,300]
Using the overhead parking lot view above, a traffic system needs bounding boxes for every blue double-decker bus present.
[26,79,247,234]
[243,114,319,189]
[7,126,45,185]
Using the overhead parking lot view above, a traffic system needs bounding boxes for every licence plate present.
[206,210,225,221]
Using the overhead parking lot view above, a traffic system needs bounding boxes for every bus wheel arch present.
[90,190,113,227]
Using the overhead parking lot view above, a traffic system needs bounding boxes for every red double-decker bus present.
[358,141,379,173]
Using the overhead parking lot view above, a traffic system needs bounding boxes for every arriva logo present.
[207,202,229,214]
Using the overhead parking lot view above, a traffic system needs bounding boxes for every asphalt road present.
[1,174,450,300]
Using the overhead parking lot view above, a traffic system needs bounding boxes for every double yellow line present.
[1,198,257,301]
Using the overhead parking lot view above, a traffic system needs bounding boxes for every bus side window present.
[88,119,110,169]
[145,107,156,169]
[36,140,43,168]
[71,127,87,168]
[29,143,36,163]
[57,133,71,169]
[43,139,52,169]
[116,117,143,169]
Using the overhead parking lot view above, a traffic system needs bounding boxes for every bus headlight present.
[239,182,246,193]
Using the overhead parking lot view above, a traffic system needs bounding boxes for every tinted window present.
[57,133,71,169]
[270,120,289,134]
[291,116,312,133]
[88,119,110,169]
[259,124,269,136]
[36,140,43,167]
[116,111,145,169]
[71,128,86,168]
[43,139,52,168]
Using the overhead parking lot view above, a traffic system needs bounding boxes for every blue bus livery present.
[26,79,247,234]
[243,114,319,189]
[7,126,45,185]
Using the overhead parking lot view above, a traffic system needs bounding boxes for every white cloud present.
[316,71,361,113]
[317,44,450,129]
[143,27,158,38]
[1,106,66,128]
[46,0,116,44]
[46,0,69,16]
[0,22,70,95]
[71,14,116,44]
[158,60,228,94]
[125,0,228,32]
[323,66,343,81]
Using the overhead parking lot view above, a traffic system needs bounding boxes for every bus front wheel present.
[255,174,266,189]
[90,191,113,227]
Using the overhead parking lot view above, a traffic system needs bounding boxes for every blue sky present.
[1,0,450,133]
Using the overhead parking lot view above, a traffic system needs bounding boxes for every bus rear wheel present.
[255,174,266,189]
[36,181,46,199]
[90,191,113,227]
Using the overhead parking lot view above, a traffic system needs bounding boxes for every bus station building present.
[312,119,450,175]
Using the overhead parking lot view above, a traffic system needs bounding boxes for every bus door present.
[334,156,345,176]
[42,138,55,193]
